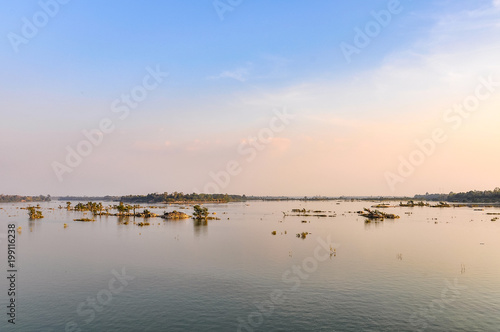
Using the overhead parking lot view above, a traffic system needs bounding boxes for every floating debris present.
[431,202,451,208]
[372,203,391,208]
[296,232,309,239]
[330,245,336,258]
[399,201,429,207]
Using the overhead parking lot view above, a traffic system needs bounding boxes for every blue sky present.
[1,0,500,196]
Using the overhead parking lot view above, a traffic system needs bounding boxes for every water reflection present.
[193,219,208,236]
[28,218,35,230]
[117,215,131,224]
[363,218,398,229]
[363,219,383,228]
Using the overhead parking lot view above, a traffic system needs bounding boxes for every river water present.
[1,200,499,331]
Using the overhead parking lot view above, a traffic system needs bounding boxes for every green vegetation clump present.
[115,202,132,214]
[162,210,190,219]
[141,209,154,218]
[27,206,44,219]
[74,202,104,214]
[193,205,209,221]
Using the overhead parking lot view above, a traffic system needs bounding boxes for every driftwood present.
[359,208,400,219]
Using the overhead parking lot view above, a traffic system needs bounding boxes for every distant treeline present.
[415,188,500,203]
[355,196,412,201]
[119,192,247,203]
[0,194,51,203]
[57,195,120,201]
[251,196,347,201]
[13,189,500,204]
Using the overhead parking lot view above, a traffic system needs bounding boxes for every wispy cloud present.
[209,54,294,82]
[209,65,252,82]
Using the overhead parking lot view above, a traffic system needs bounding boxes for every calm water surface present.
[1,200,499,331]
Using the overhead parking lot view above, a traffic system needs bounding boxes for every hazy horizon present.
[0,191,491,199]
[2,0,500,197]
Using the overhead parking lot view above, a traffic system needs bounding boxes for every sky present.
[1,0,500,197]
